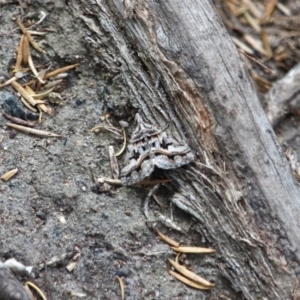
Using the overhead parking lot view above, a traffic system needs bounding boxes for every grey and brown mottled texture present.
[121,113,194,185]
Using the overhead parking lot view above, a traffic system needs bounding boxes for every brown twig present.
[6,123,61,137]
[3,113,37,127]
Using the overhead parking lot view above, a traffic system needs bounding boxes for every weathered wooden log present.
[71,0,300,298]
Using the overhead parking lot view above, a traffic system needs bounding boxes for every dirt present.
[0,2,217,299]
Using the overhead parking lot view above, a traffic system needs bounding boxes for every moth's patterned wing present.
[121,159,154,186]
[121,141,154,186]
[152,147,195,170]
[0,267,31,300]
[120,113,195,185]
[131,114,161,143]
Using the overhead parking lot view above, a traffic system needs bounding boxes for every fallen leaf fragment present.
[6,123,61,137]
[168,259,214,288]
[1,168,18,181]
[156,229,180,247]
[168,269,213,290]
[171,246,215,254]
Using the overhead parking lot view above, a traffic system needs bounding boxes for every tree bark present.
[72,0,300,298]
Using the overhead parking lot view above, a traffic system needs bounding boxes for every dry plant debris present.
[1,168,18,181]
[25,281,47,300]
[1,18,79,137]
[215,0,300,92]
[155,229,215,290]
[116,276,125,300]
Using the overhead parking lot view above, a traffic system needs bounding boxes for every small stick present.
[11,80,37,106]
[6,123,61,137]
[3,113,36,127]
[17,19,46,53]
[14,34,24,70]
[44,63,80,79]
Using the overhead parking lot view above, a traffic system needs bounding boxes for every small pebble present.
[59,215,66,224]
[15,71,24,79]
[119,120,129,128]
[36,211,46,220]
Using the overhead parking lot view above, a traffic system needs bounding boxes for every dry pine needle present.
[168,270,213,290]
[1,168,18,181]
[168,259,214,288]
[171,246,215,254]
[156,229,180,247]
[6,123,61,137]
